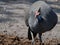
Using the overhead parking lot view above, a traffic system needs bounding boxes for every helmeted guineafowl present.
[25,1,58,45]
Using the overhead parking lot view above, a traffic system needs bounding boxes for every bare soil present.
[0,34,59,45]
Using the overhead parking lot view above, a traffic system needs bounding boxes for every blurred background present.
[0,0,60,45]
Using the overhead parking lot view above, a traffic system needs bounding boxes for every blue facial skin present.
[36,15,43,23]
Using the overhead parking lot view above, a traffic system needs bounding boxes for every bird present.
[25,1,58,45]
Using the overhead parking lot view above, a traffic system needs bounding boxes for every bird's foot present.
[40,42,44,45]
[31,42,35,45]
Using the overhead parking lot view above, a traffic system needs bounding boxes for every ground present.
[0,34,60,45]
[0,1,60,45]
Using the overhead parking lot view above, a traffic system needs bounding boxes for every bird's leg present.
[39,33,44,45]
[30,31,35,45]
[39,33,42,42]
[28,27,37,45]
[28,27,32,40]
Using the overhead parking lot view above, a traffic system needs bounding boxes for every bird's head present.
[34,8,41,17]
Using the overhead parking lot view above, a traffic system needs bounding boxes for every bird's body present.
[25,1,58,44]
